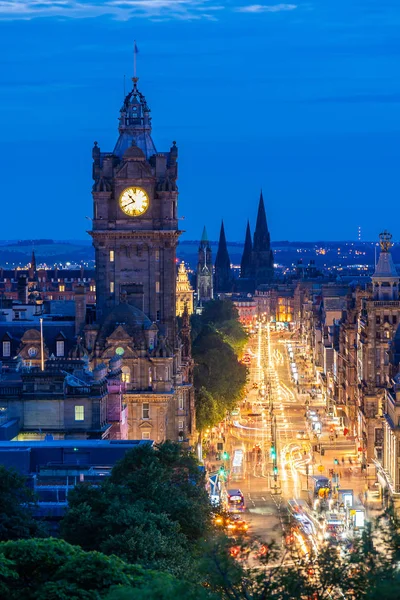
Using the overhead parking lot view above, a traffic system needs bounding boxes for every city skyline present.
[1,1,400,242]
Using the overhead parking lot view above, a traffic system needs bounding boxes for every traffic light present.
[334,458,339,465]
[222,451,230,460]
[218,466,225,476]
[273,466,278,476]
[270,444,277,460]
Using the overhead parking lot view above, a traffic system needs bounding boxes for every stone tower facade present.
[176,261,194,317]
[196,226,213,304]
[90,77,179,346]
[86,74,195,443]
[214,221,232,294]
[356,231,400,460]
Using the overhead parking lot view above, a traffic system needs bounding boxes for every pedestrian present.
[341,457,345,466]
[335,432,338,439]
[349,457,353,465]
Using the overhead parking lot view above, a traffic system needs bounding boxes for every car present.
[226,517,249,534]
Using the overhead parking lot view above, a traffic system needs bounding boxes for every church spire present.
[253,190,270,252]
[29,249,36,280]
[201,226,209,245]
[240,220,253,279]
[214,221,232,294]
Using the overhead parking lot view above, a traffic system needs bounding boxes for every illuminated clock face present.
[119,187,149,217]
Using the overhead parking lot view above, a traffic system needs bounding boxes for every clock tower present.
[90,77,179,344]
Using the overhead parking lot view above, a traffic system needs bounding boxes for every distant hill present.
[0,238,397,270]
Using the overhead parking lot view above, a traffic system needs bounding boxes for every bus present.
[226,489,245,513]
[231,447,245,481]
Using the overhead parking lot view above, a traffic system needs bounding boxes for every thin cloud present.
[236,3,297,13]
[0,0,224,20]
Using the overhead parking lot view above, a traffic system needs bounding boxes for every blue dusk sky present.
[1,0,400,243]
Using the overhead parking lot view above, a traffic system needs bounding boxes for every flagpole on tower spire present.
[133,40,138,81]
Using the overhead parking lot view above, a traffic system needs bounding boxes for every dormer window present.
[56,340,65,357]
[2,341,10,357]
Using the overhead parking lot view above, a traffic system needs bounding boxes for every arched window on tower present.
[121,366,131,383]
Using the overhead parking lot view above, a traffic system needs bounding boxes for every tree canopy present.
[0,464,46,542]
[60,442,211,577]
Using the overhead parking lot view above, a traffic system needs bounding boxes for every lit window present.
[75,406,84,421]
[155,281,160,293]
[179,396,184,410]
[110,282,114,293]
[142,431,150,440]
[28,347,37,358]
[178,419,184,430]
[2,341,10,357]
[110,250,115,263]
[90,285,96,292]
[122,366,131,383]
[142,403,150,419]
[59,285,65,292]
[56,340,65,357]
[155,249,160,262]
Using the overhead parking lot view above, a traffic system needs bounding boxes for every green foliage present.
[201,299,239,326]
[0,465,46,541]
[193,326,247,427]
[0,538,147,600]
[105,578,216,600]
[196,387,225,432]
[61,442,211,577]
[192,300,247,430]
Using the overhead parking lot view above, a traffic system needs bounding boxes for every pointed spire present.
[201,226,208,244]
[240,220,253,278]
[214,221,232,293]
[31,249,36,272]
[253,189,270,252]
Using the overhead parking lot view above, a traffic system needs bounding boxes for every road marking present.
[261,496,266,501]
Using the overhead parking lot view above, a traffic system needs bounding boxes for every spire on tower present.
[214,221,232,293]
[113,54,156,160]
[240,220,253,279]
[253,190,270,252]
[201,226,209,245]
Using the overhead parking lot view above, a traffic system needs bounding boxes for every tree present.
[0,538,149,600]
[195,387,224,432]
[106,578,216,600]
[61,442,212,577]
[0,464,46,542]
[193,327,247,412]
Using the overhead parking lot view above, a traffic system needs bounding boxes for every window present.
[121,366,130,383]
[156,310,160,321]
[90,285,96,292]
[155,249,160,262]
[28,347,37,358]
[56,340,65,357]
[110,250,115,263]
[59,285,65,292]
[384,330,390,339]
[179,395,184,410]
[376,316,381,325]
[155,281,160,293]
[2,341,10,357]
[110,281,114,293]
[178,419,184,430]
[142,403,150,420]
[393,316,398,325]
[75,406,84,421]
[142,431,150,440]
[384,315,390,324]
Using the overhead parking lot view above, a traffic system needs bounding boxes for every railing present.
[373,301,400,307]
